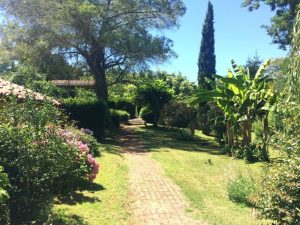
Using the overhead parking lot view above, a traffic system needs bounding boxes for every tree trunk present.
[226,121,234,148]
[263,112,269,149]
[247,113,252,144]
[241,121,247,147]
[94,69,108,101]
[242,112,252,147]
[87,48,108,101]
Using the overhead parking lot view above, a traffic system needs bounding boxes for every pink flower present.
[79,143,89,154]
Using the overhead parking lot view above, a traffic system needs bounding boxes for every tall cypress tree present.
[198,1,216,89]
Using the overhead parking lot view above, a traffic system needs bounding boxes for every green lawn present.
[50,135,129,225]
[133,126,269,225]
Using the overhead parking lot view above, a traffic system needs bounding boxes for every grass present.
[50,133,129,225]
[133,126,268,225]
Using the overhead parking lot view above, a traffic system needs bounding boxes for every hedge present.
[108,99,136,118]
[62,98,108,137]
[109,109,130,128]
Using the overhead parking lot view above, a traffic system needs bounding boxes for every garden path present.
[121,120,205,225]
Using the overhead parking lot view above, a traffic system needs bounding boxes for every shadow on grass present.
[55,192,101,205]
[48,210,87,225]
[134,126,222,156]
[55,181,104,205]
[76,179,105,192]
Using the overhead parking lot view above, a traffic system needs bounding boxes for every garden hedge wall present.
[62,98,108,137]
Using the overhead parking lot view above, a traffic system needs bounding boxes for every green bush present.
[244,144,270,163]
[159,101,196,129]
[221,144,269,163]
[176,128,194,141]
[139,107,155,124]
[62,98,108,137]
[227,174,256,206]
[231,147,244,159]
[0,98,99,224]
[109,109,130,128]
[0,166,10,225]
[135,79,173,126]
[108,99,136,118]
[259,158,300,225]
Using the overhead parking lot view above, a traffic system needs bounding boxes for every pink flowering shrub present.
[57,128,100,181]
[0,98,102,224]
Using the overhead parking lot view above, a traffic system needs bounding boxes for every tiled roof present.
[0,78,60,105]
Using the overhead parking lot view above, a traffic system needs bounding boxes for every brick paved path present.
[122,126,205,225]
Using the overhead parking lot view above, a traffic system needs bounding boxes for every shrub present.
[259,158,300,225]
[109,109,130,128]
[231,147,244,159]
[139,107,155,124]
[0,98,99,224]
[108,99,136,118]
[227,174,256,206]
[244,144,270,163]
[135,79,173,126]
[221,144,269,163]
[62,98,108,137]
[65,127,101,157]
[159,101,196,129]
[176,128,194,141]
[0,166,10,225]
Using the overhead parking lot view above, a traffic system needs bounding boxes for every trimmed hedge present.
[109,109,130,128]
[108,99,136,118]
[62,98,108,137]
[139,107,155,124]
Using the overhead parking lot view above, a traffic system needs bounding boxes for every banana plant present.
[193,59,273,148]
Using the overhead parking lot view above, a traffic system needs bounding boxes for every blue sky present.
[153,0,287,82]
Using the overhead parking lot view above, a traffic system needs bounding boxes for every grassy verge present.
[133,126,268,225]
[50,134,129,225]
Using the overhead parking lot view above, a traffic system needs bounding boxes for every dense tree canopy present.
[242,0,299,50]
[0,0,186,100]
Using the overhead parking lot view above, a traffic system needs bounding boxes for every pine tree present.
[198,1,216,90]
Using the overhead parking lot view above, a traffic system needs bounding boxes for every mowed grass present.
[51,135,129,225]
[133,126,268,225]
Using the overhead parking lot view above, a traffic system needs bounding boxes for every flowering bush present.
[57,128,100,181]
[0,97,100,224]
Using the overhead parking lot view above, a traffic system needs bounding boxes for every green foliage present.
[108,99,136,118]
[159,101,196,129]
[1,63,68,98]
[259,158,300,224]
[194,59,275,151]
[243,144,269,163]
[209,103,226,146]
[258,11,300,223]
[0,166,10,225]
[0,98,94,224]
[245,53,263,79]
[221,144,269,163]
[0,0,186,100]
[62,98,108,137]
[135,79,173,126]
[109,109,130,128]
[139,107,155,124]
[227,174,256,206]
[242,0,298,49]
[198,1,216,89]
[175,128,195,142]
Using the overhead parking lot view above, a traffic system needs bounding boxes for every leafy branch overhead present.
[242,0,299,50]
[0,0,186,100]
